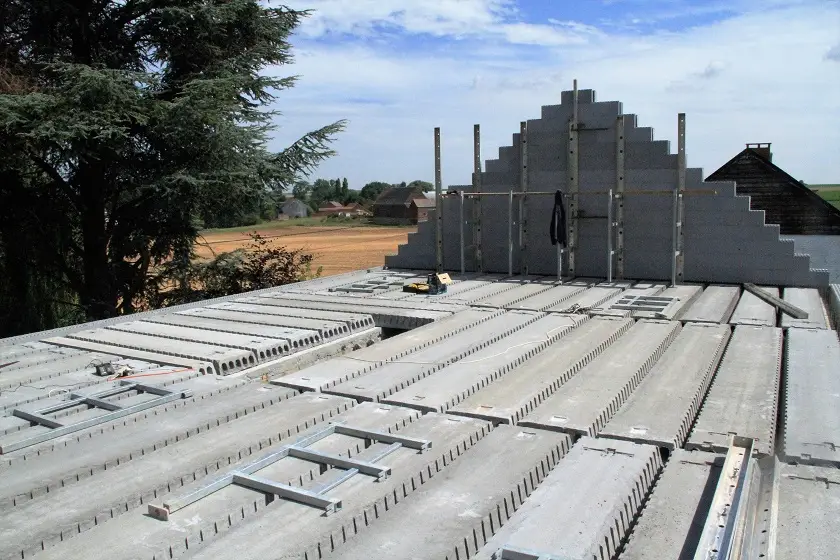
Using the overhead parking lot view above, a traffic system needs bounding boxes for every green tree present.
[360,181,392,203]
[0,1,345,330]
[310,178,334,209]
[292,180,312,202]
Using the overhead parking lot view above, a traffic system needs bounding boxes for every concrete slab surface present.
[589,284,667,317]
[687,326,782,456]
[781,287,830,329]
[775,462,840,560]
[229,296,375,328]
[729,286,779,327]
[632,284,703,320]
[783,328,840,466]
[544,286,623,313]
[381,314,585,413]
[681,285,740,324]
[470,281,559,309]
[506,283,588,311]
[474,436,663,560]
[448,317,633,424]
[598,323,730,450]
[518,319,681,437]
[143,313,321,348]
[324,311,543,402]
[621,450,723,560]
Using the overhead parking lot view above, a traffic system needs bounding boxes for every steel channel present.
[671,188,679,287]
[520,120,529,276]
[333,425,431,450]
[3,390,186,454]
[435,127,443,273]
[508,190,514,277]
[677,113,686,282]
[231,473,341,512]
[568,79,579,277]
[616,114,626,279]
[607,189,613,282]
[473,124,483,273]
[460,190,465,275]
[288,446,391,479]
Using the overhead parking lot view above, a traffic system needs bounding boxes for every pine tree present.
[0,1,345,327]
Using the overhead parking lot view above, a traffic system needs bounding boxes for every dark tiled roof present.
[706,148,840,235]
[374,186,427,206]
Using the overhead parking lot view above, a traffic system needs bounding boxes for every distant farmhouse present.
[372,186,434,225]
[315,201,369,218]
[279,198,310,218]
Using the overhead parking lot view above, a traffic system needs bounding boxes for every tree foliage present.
[0,1,344,335]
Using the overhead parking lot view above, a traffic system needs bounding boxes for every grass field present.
[810,184,840,209]
[196,219,417,277]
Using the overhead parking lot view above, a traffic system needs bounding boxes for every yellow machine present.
[403,273,452,295]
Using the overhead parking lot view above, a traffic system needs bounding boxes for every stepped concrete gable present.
[386,88,829,287]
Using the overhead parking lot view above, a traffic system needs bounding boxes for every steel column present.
[615,115,626,279]
[607,189,614,283]
[676,113,686,283]
[519,121,529,276]
[567,79,579,277]
[508,190,514,277]
[434,127,443,273]
[473,124,483,273]
[459,190,465,274]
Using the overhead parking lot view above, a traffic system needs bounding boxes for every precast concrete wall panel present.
[449,317,634,424]
[104,413,495,560]
[506,283,588,311]
[107,321,290,361]
[598,323,731,450]
[324,311,544,402]
[775,462,840,560]
[382,314,586,413]
[274,308,503,392]
[783,328,840,466]
[474,436,663,560]
[680,285,741,324]
[0,383,296,507]
[781,287,830,329]
[43,336,215,375]
[621,449,723,560]
[544,286,623,312]
[518,319,681,437]
[687,325,782,456]
[318,425,572,560]
[142,313,320,348]
[63,328,255,375]
[729,286,780,326]
[0,393,355,559]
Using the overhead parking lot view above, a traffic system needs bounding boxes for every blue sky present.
[271,0,840,188]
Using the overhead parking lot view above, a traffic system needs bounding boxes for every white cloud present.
[269,1,840,188]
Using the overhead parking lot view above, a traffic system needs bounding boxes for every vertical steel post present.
[519,121,529,276]
[508,190,513,277]
[615,115,626,279]
[556,244,563,283]
[607,189,614,283]
[677,113,686,283]
[459,190,465,275]
[567,79,579,277]
[472,124,482,273]
[434,127,443,273]
[671,188,678,287]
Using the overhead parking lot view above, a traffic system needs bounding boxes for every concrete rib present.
[518,320,682,437]
[632,284,703,320]
[141,313,320,348]
[232,296,375,328]
[0,393,354,560]
[313,425,571,560]
[507,284,588,311]
[621,450,724,560]
[0,383,298,507]
[381,314,586,413]
[545,286,623,313]
[681,285,741,324]
[268,291,463,313]
[42,337,214,375]
[107,321,289,360]
[197,303,352,338]
[470,281,559,309]
[259,296,452,329]
[729,286,779,326]
[598,323,731,450]
[273,308,503,392]
[781,287,830,329]
[474,437,663,560]
[449,317,634,424]
[442,279,523,304]
[323,311,544,402]
[134,414,494,560]
[783,328,840,466]
[0,351,120,389]
[775,463,840,560]
[0,346,85,373]
[64,328,254,374]
[687,325,783,457]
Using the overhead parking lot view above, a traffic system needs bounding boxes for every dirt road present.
[195,225,416,276]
